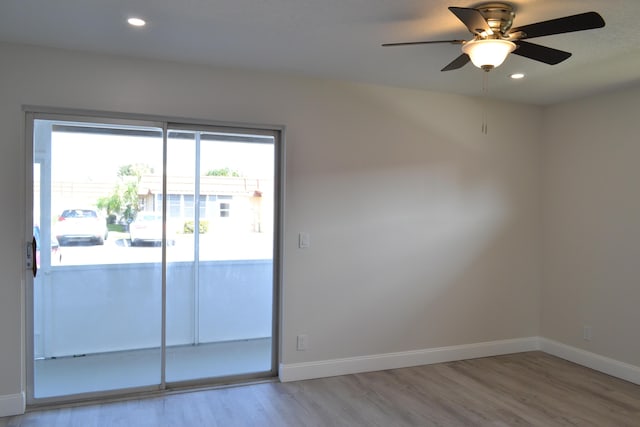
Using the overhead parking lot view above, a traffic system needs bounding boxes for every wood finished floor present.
[6,351,640,426]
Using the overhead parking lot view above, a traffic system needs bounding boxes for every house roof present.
[138,175,268,196]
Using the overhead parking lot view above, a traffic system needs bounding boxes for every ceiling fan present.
[382,2,605,72]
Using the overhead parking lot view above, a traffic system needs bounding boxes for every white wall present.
[541,84,640,367]
[0,42,542,411]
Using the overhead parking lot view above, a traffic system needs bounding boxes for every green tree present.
[118,163,154,181]
[206,167,241,177]
[96,164,152,223]
[96,192,122,223]
[120,181,139,223]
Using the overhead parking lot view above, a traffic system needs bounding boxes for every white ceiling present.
[1,0,639,105]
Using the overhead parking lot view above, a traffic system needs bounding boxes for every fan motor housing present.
[474,2,515,36]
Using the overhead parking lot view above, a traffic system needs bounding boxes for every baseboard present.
[0,392,25,418]
[539,338,640,386]
[279,337,539,382]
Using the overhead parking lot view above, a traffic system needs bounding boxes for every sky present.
[48,128,275,182]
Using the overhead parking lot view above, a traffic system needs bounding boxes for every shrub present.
[184,220,209,234]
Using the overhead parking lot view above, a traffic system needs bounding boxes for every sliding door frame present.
[23,106,284,407]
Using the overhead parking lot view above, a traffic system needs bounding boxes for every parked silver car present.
[129,212,176,246]
[55,209,108,246]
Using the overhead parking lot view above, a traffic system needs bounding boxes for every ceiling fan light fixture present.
[462,39,516,71]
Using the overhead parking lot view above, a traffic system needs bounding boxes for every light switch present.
[296,334,309,351]
[299,232,310,249]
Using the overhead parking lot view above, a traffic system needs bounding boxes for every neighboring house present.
[137,174,273,233]
[41,175,273,234]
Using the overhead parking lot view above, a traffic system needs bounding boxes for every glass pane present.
[33,120,164,398]
[165,130,275,382]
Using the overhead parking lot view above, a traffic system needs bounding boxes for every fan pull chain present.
[481,71,489,134]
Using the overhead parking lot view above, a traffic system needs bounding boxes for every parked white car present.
[129,212,177,246]
[55,209,108,246]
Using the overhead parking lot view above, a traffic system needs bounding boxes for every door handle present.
[32,237,37,277]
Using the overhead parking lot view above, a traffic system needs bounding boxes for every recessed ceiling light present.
[510,73,526,80]
[127,17,146,27]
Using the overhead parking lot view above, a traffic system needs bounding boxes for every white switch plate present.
[299,232,310,249]
[296,334,309,351]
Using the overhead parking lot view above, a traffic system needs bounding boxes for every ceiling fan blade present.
[441,54,470,71]
[511,12,605,39]
[513,40,571,65]
[382,40,465,47]
[448,7,493,36]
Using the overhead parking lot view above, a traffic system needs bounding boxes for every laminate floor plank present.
[6,351,640,426]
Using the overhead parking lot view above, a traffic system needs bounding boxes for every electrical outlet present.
[296,334,309,351]
[583,326,592,341]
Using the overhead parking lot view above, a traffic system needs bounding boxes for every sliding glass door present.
[30,119,165,399]
[164,126,276,383]
[26,113,280,404]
